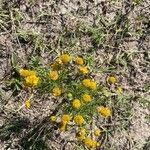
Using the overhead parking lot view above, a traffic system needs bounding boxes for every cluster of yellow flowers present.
[49,54,71,96]
[82,79,96,90]
[19,54,118,149]
[84,137,99,149]
[50,113,101,148]
[19,69,39,87]
[75,56,89,74]
[48,54,112,149]
[58,114,85,131]
[71,93,92,109]
[51,54,71,70]
[49,54,96,97]
[76,128,101,147]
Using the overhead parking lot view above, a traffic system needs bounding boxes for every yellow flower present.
[60,54,71,64]
[52,87,61,96]
[84,138,97,148]
[61,114,70,123]
[75,56,84,65]
[82,79,96,90]
[59,121,67,132]
[79,66,89,74]
[48,71,59,80]
[72,99,81,109]
[97,106,111,118]
[82,94,91,103]
[24,75,39,87]
[50,115,57,122]
[94,128,101,136]
[25,99,31,109]
[76,127,86,140]
[84,138,92,148]
[108,76,116,84]
[74,115,84,126]
[89,81,96,90]
[82,79,91,88]
[59,114,70,132]
[116,86,123,95]
[19,69,36,77]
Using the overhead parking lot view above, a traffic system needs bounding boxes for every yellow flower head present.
[25,99,31,109]
[59,114,70,132]
[82,79,96,90]
[61,114,70,123]
[52,87,61,97]
[82,79,91,88]
[76,127,86,140]
[60,54,71,64]
[107,76,116,85]
[94,128,101,136]
[19,69,36,77]
[75,56,84,65]
[84,138,97,148]
[74,115,84,126]
[50,115,57,122]
[79,66,89,74]
[24,75,39,87]
[48,71,59,80]
[82,94,91,103]
[59,121,67,132]
[97,106,111,118]
[89,81,96,90]
[72,99,81,109]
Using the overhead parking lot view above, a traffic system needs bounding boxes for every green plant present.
[16,53,128,149]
